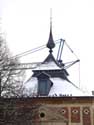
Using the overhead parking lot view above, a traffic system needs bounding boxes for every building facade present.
[0,21,94,125]
[0,97,94,125]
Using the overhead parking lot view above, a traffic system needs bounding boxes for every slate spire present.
[46,12,55,53]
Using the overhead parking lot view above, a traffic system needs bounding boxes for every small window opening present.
[40,112,45,118]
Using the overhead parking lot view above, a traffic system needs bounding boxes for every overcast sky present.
[0,0,94,93]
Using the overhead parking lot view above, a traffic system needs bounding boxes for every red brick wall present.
[59,107,69,120]
[71,107,80,123]
[82,107,91,125]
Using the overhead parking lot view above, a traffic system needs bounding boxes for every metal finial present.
[46,9,55,52]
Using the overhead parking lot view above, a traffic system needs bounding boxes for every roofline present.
[0,96,94,100]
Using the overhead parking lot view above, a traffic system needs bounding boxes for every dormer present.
[37,72,53,96]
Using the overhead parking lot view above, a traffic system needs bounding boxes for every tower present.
[25,21,86,97]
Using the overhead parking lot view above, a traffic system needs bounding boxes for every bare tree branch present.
[0,35,26,97]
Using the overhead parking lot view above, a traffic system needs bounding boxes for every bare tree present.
[0,98,41,125]
[0,36,25,97]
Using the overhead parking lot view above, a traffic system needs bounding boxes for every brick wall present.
[0,97,94,125]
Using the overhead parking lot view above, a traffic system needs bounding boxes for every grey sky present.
[0,0,94,93]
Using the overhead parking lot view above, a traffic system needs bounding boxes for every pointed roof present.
[48,78,87,96]
[33,21,69,80]
[25,37,89,96]
[43,53,58,65]
[24,14,90,97]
